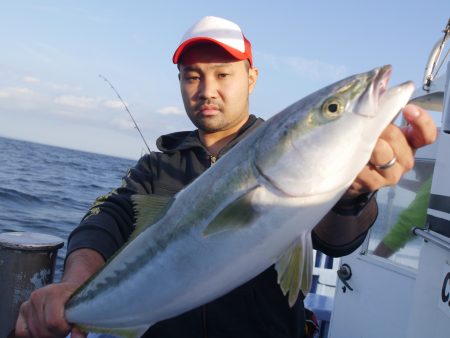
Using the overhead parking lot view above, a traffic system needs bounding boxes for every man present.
[16,16,437,338]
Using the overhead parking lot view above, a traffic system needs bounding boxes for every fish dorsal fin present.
[131,194,173,239]
[203,187,260,236]
[275,232,313,307]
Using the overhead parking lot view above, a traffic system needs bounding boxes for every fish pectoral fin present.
[203,187,260,236]
[75,323,152,338]
[131,194,174,239]
[275,232,313,307]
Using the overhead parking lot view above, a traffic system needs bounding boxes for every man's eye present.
[218,73,229,78]
[185,76,200,82]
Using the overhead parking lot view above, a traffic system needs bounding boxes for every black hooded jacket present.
[68,115,368,338]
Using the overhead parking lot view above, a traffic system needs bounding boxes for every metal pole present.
[442,62,450,133]
[0,232,64,337]
[413,227,450,251]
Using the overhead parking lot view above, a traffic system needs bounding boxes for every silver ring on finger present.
[372,155,397,170]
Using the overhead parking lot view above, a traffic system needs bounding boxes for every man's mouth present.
[199,104,220,116]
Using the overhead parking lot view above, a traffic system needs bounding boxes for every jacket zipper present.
[203,155,217,336]
[202,304,208,338]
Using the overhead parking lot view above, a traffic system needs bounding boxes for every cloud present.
[0,68,187,139]
[103,99,125,110]
[51,110,84,119]
[0,85,51,112]
[18,43,54,65]
[23,76,40,84]
[110,117,135,131]
[54,95,98,109]
[0,86,36,98]
[0,70,80,93]
[45,82,80,92]
[53,95,125,111]
[157,106,184,115]
[255,51,347,81]
[285,57,347,80]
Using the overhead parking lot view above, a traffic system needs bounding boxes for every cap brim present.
[173,37,252,66]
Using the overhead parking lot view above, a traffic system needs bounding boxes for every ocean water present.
[0,136,135,280]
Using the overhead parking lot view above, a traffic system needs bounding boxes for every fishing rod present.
[99,74,152,154]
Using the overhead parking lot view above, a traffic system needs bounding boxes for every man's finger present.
[44,288,74,335]
[71,326,88,338]
[402,104,437,148]
[15,304,29,338]
[369,138,395,168]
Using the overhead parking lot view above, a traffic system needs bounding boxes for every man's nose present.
[198,77,218,100]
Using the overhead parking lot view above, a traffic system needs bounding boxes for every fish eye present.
[321,97,345,118]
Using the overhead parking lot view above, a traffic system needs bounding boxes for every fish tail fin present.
[75,323,152,338]
[275,231,314,307]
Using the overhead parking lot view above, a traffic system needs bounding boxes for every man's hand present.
[315,104,437,246]
[345,104,437,198]
[15,248,105,338]
[15,282,85,338]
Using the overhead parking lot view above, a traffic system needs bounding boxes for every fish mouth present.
[374,65,391,102]
[355,65,392,118]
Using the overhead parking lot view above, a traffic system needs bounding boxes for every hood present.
[156,115,263,155]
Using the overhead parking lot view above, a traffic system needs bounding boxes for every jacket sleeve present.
[67,153,156,261]
[311,197,378,257]
[311,227,370,257]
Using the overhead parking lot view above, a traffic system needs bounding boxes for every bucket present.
[0,232,64,337]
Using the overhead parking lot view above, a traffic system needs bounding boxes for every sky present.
[0,1,449,160]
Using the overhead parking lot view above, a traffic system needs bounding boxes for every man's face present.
[178,44,258,133]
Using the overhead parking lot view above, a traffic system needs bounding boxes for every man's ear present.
[248,67,259,94]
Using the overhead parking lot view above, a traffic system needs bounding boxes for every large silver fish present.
[65,65,414,338]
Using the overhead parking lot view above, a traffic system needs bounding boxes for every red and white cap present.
[172,16,253,67]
